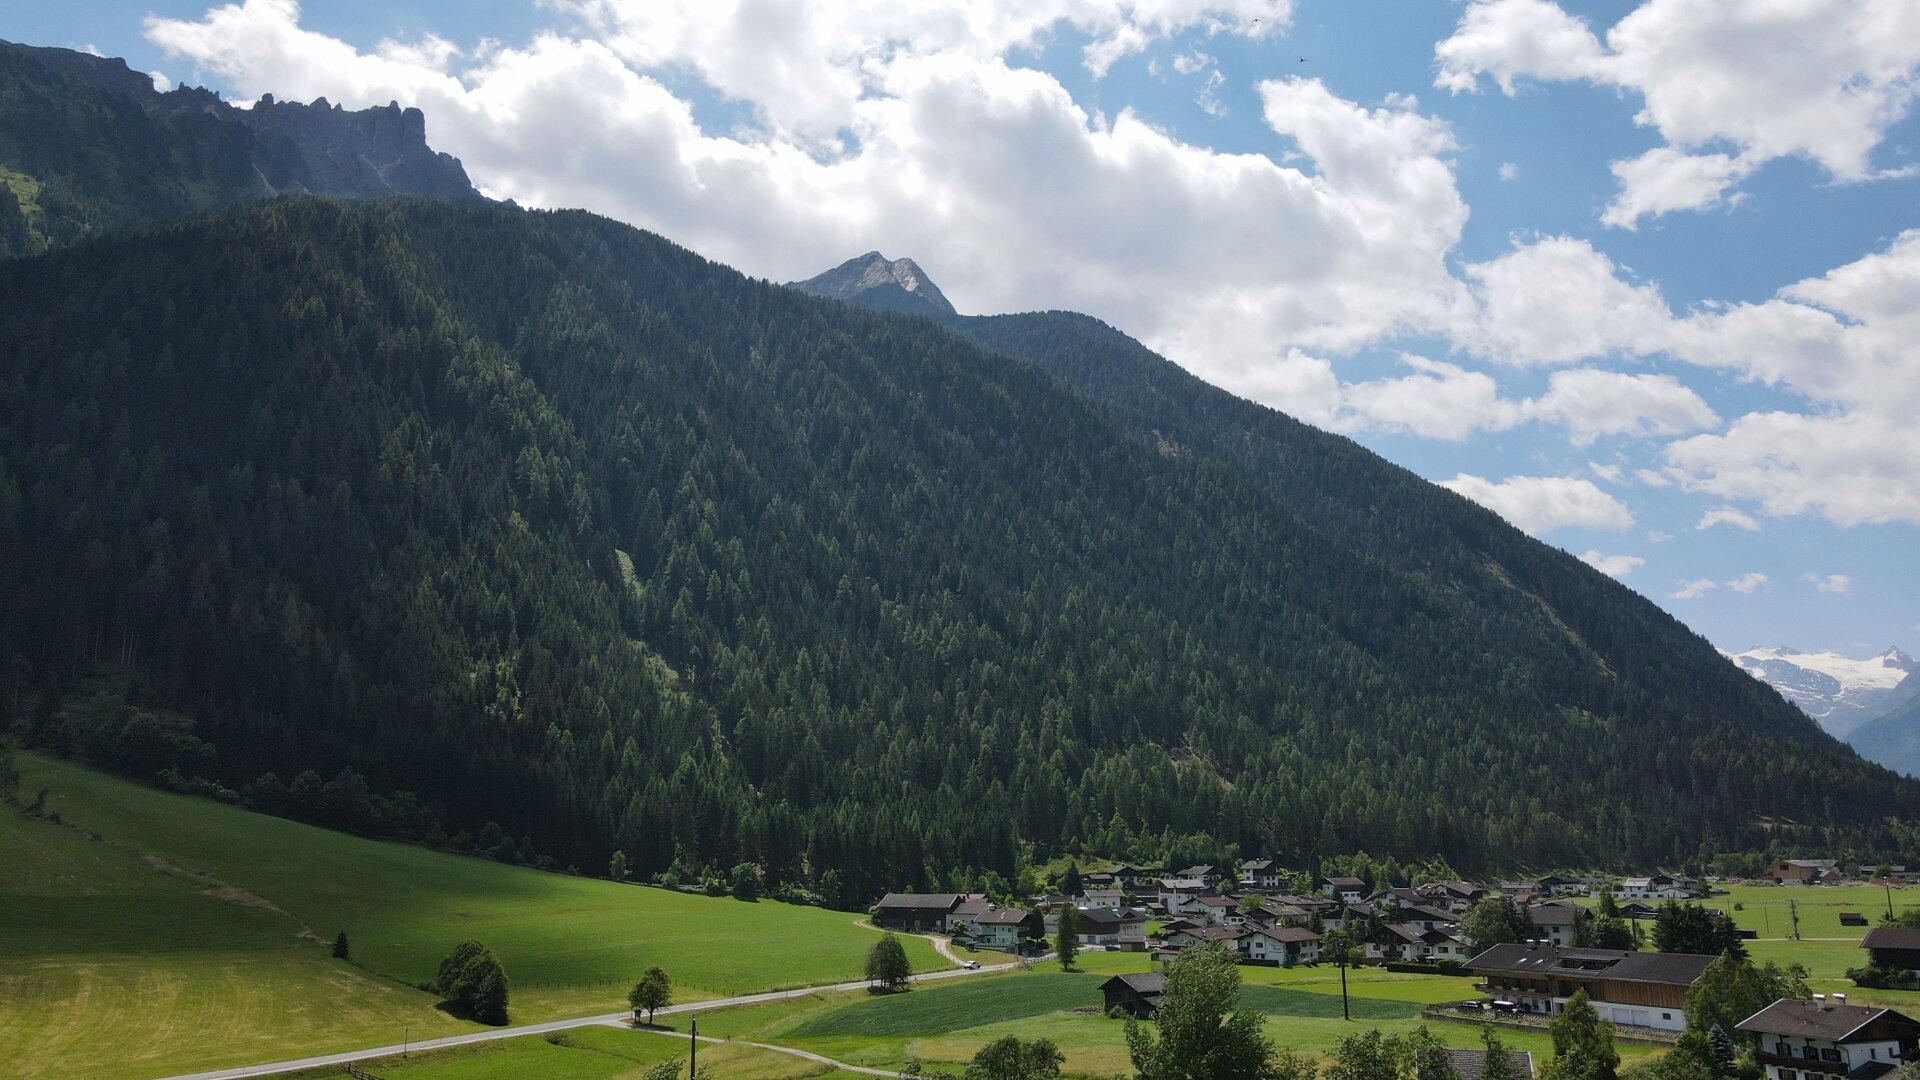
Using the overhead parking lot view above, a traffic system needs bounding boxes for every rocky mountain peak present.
[788,251,958,318]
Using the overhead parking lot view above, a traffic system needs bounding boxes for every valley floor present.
[0,753,947,1080]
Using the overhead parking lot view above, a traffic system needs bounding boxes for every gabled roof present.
[1528,905,1582,926]
[1101,972,1166,995]
[1241,859,1279,872]
[1862,927,1920,951]
[1328,876,1366,888]
[875,892,964,910]
[1466,943,1715,987]
[1251,926,1322,943]
[1158,877,1208,891]
[973,908,1038,926]
[1445,1048,1536,1079]
[1172,925,1247,942]
[1178,864,1222,877]
[1736,998,1920,1042]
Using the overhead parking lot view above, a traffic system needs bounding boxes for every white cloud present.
[1668,412,1920,528]
[1803,573,1852,595]
[149,70,174,93]
[1172,50,1212,75]
[1435,0,1920,227]
[1696,506,1759,532]
[1339,355,1521,441]
[1460,236,1674,365]
[1524,368,1717,445]
[1635,469,1673,488]
[1498,161,1518,181]
[1589,461,1623,483]
[1670,571,1763,600]
[1439,473,1634,535]
[1600,147,1751,230]
[1671,578,1717,600]
[1580,550,1644,578]
[1647,530,1672,543]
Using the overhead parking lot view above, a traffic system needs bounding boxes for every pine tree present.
[1056,906,1080,971]
[1543,990,1618,1080]
[331,931,349,959]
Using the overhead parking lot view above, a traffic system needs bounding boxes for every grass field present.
[1,751,946,1079]
[660,961,1663,1077]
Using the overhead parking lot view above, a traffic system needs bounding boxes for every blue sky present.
[13,0,1918,657]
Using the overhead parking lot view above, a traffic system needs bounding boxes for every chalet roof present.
[1101,972,1167,995]
[1405,904,1461,923]
[1084,889,1126,899]
[1445,1049,1536,1079]
[1255,926,1322,943]
[1467,944,1715,987]
[1328,876,1366,888]
[1158,878,1208,891]
[1862,928,1920,951]
[973,908,1037,926]
[1174,926,1247,942]
[1379,923,1430,944]
[1178,864,1222,877]
[1242,859,1279,872]
[875,892,964,910]
[1781,859,1840,869]
[1528,905,1582,926]
[1538,874,1581,886]
[1193,895,1238,908]
[1736,998,1919,1042]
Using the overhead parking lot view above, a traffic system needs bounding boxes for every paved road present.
[154,956,1022,1080]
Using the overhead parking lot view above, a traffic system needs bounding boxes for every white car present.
[962,960,981,970]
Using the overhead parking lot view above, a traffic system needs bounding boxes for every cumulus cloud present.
[1803,573,1852,594]
[1589,462,1623,483]
[1497,161,1518,181]
[1525,369,1717,445]
[1696,506,1759,532]
[1439,473,1634,535]
[1667,412,1920,528]
[1580,550,1644,578]
[1725,571,1769,594]
[1671,578,1717,600]
[1435,0,1920,227]
[1460,236,1674,365]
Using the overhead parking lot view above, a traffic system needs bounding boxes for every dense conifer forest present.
[2,197,1915,903]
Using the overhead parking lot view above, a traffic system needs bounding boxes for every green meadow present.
[1,752,945,1079]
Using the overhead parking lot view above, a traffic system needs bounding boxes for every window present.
[1661,1013,1671,1021]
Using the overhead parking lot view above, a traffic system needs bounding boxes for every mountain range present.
[2,43,1917,897]
[1724,646,1920,775]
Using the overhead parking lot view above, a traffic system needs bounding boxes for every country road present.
[153,953,1023,1080]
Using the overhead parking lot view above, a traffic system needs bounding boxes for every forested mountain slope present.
[0,40,476,257]
[2,199,1913,908]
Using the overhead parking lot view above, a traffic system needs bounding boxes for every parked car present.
[962,960,981,970]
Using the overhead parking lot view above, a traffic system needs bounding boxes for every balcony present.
[1754,1051,1848,1076]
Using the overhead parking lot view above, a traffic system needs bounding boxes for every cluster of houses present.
[873,863,1691,967]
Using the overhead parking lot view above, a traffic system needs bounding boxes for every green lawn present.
[2,752,946,1079]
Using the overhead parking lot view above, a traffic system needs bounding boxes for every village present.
[873,858,1920,1078]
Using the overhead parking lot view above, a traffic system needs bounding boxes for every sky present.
[11,0,1919,658]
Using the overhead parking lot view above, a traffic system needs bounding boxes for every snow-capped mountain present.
[1723,646,1917,736]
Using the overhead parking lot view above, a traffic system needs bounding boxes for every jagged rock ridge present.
[0,39,477,257]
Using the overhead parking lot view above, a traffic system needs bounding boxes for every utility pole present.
[689,1017,697,1077]
[1790,899,1800,941]
[1339,951,1351,1021]
[1888,883,1896,921]
[403,1026,408,1059]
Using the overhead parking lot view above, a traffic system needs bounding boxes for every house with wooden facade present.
[1100,972,1166,1019]
[1466,942,1717,1032]
[1861,928,1920,982]
[1738,994,1920,1079]
[1769,859,1842,885]
[871,893,965,933]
